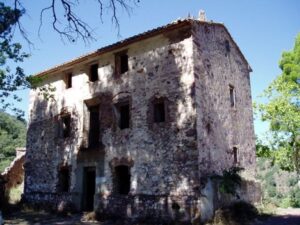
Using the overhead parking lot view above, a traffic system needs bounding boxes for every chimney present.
[199,10,206,21]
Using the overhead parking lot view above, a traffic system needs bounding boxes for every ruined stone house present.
[24,17,257,220]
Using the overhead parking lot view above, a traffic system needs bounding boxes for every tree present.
[257,33,300,173]
[0,2,30,118]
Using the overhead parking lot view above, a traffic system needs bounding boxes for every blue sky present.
[12,0,300,138]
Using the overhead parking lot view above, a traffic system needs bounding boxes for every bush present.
[290,187,300,207]
[279,196,291,208]
[213,201,258,225]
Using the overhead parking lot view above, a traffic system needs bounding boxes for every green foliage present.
[0,111,26,172]
[213,167,244,196]
[290,187,300,207]
[256,138,272,158]
[256,157,299,208]
[0,2,30,117]
[256,33,300,173]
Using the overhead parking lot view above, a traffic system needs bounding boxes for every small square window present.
[62,115,71,138]
[65,73,72,89]
[89,64,98,82]
[153,100,165,123]
[229,85,235,107]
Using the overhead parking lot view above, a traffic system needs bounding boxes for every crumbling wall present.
[2,148,25,192]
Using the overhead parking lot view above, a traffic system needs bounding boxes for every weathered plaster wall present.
[192,22,256,177]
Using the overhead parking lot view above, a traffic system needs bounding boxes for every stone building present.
[24,16,257,221]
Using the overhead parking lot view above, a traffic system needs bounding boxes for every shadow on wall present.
[24,94,81,205]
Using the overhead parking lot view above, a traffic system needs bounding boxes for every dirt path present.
[3,211,100,225]
[254,208,300,225]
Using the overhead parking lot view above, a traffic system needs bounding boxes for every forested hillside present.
[0,112,26,172]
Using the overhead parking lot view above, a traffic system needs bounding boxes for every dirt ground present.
[3,208,300,225]
[3,211,101,225]
[253,208,300,225]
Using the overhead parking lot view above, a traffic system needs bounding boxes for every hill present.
[0,112,26,172]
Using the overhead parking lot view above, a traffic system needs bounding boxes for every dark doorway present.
[58,166,70,192]
[114,165,130,195]
[83,167,96,211]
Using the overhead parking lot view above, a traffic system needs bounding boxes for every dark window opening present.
[153,100,165,123]
[229,85,235,107]
[114,165,130,195]
[233,147,238,164]
[65,73,72,89]
[115,52,128,77]
[89,64,98,82]
[88,105,100,148]
[120,54,128,74]
[117,103,130,129]
[225,40,230,53]
[62,115,71,138]
[58,167,70,192]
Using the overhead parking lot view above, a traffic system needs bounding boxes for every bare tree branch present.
[13,0,33,46]
[38,0,139,43]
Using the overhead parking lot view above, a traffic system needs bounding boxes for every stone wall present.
[192,22,256,177]
[25,24,200,213]
[24,19,257,221]
[2,148,25,193]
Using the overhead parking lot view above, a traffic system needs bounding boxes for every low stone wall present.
[1,148,25,191]
[23,192,80,211]
[96,194,200,223]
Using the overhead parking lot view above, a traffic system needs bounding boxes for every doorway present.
[114,165,131,195]
[82,167,96,211]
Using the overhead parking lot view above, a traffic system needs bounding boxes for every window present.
[65,73,72,89]
[115,101,130,129]
[153,99,165,123]
[233,147,238,164]
[62,115,71,138]
[115,51,128,77]
[88,105,100,148]
[225,40,230,53]
[58,166,70,192]
[229,85,235,107]
[114,165,130,195]
[89,64,98,82]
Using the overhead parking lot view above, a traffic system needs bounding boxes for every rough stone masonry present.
[24,16,258,223]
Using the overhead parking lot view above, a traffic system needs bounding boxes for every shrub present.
[290,187,300,207]
[212,167,244,197]
[213,201,258,225]
[279,196,291,208]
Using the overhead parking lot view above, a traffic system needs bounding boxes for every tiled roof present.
[35,19,251,77]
